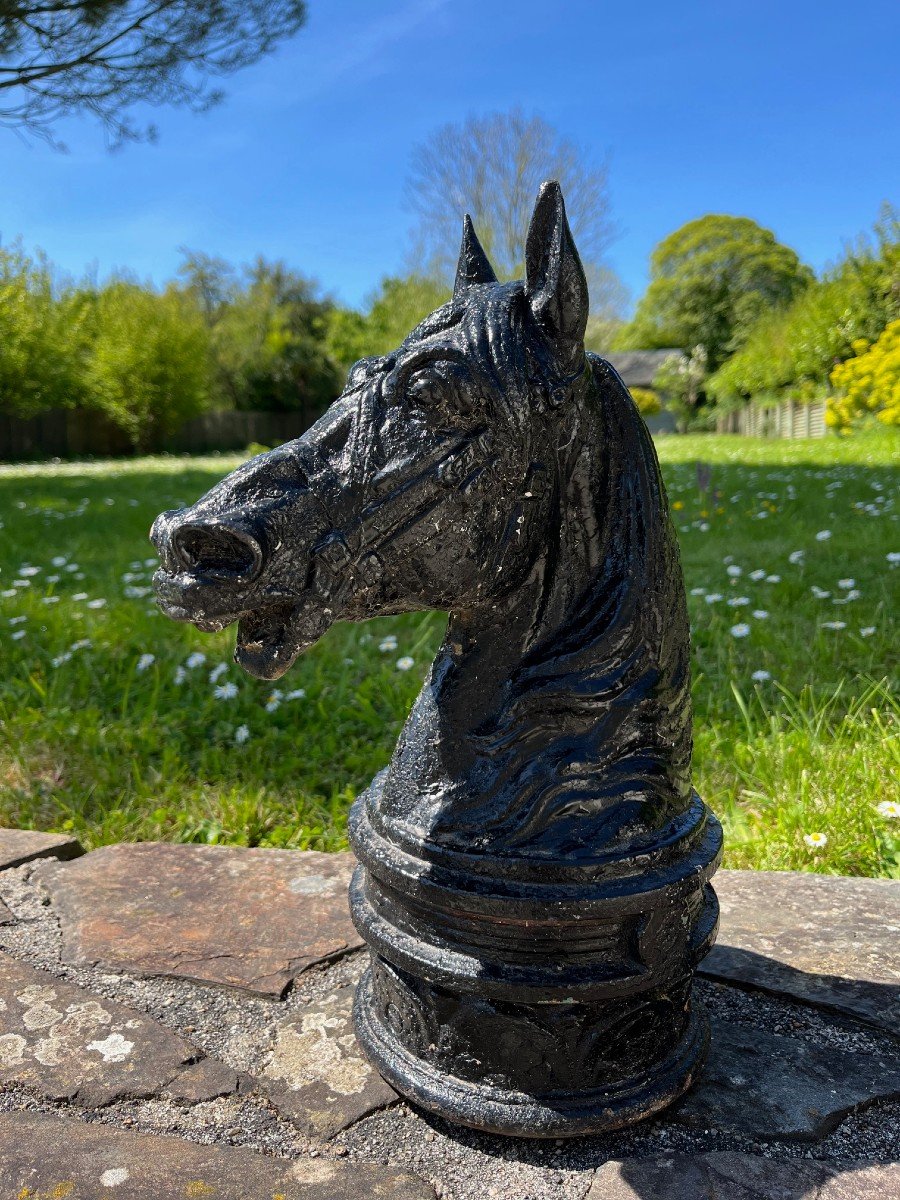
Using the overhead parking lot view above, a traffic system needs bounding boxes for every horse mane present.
[461,348,694,852]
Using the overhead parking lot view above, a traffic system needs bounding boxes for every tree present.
[829,320,900,431]
[405,109,622,316]
[180,252,342,420]
[653,347,709,432]
[0,1,307,145]
[83,279,212,448]
[0,242,89,416]
[326,275,449,371]
[708,206,900,407]
[620,215,812,371]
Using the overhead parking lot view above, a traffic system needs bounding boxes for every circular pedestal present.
[353,965,711,1137]
[348,780,722,1137]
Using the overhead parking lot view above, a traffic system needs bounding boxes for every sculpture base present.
[353,966,710,1137]
[348,782,722,1138]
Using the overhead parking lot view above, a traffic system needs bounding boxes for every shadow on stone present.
[700,944,900,1040]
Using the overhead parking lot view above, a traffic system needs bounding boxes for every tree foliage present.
[82,280,211,448]
[708,206,900,407]
[405,109,623,318]
[619,215,812,371]
[326,275,449,371]
[0,243,89,416]
[0,0,307,144]
[180,253,342,419]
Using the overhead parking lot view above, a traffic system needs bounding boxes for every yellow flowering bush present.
[629,386,662,416]
[828,320,900,431]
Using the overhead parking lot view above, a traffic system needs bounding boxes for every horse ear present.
[453,215,498,298]
[524,181,589,373]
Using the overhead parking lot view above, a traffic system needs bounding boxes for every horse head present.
[151,181,589,682]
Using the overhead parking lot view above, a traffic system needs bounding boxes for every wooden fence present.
[0,409,313,462]
[716,400,828,438]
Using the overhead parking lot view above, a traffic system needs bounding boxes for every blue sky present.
[2,0,898,314]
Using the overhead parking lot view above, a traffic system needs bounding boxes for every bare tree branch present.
[406,109,624,316]
[0,1,307,146]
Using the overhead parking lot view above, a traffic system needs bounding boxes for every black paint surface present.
[152,182,721,1135]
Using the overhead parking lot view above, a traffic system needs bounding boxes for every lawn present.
[1,430,897,877]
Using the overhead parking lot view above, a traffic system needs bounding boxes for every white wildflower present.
[185,652,206,670]
[704,593,723,604]
[265,690,283,713]
[765,574,781,583]
[285,688,306,701]
[788,550,805,564]
[837,579,855,589]
[42,595,60,605]
[51,652,73,667]
[751,670,771,682]
[876,801,900,819]
[690,587,707,596]
[803,832,828,849]
[136,654,155,672]
[811,586,831,599]
[234,724,250,745]
[379,636,398,652]
[860,626,876,637]
[214,682,239,700]
[727,596,750,607]
[9,616,26,626]
[86,599,106,609]
[726,565,742,578]
[11,630,26,641]
[51,556,67,567]
[821,621,846,630]
[72,593,88,602]
[815,530,831,541]
[396,656,415,671]
[174,666,187,685]
[730,623,751,638]
[18,566,40,577]
[752,610,769,619]
[749,569,766,581]
[209,663,229,683]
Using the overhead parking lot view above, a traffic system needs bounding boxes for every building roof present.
[597,350,682,389]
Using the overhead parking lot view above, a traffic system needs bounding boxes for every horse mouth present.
[154,566,333,680]
[234,602,312,680]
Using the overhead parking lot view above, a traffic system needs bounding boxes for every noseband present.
[297,365,496,614]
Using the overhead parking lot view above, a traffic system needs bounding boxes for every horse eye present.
[407,371,441,408]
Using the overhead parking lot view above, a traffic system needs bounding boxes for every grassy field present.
[1,430,897,877]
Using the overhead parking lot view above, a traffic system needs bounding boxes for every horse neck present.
[379,359,693,851]
[432,359,684,766]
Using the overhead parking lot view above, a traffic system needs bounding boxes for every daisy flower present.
[396,656,415,671]
[730,623,751,638]
[214,681,239,700]
[876,801,900,820]
[234,724,250,745]
[803,832,828,849]
[136,654,155,672]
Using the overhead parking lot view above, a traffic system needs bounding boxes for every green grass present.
[1,430,898,877]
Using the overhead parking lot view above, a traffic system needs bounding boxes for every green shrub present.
[83,281,212,449]
[0,244,89,417]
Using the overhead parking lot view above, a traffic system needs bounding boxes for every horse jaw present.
[234,599,333,680]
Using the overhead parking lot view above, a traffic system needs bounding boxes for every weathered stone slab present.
[0,827,84,870]
[35,842,363,997]
[1,1110,435,1199]
[163,1055,245,1103]
[0,953,237,1107]
[261,984,397,1137]
[587,1152,900,1199]
[673,1018,900,1140]
[0,896,14,923]
[704,869,900,1037]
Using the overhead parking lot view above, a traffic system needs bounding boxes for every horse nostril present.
[171,521,264,582]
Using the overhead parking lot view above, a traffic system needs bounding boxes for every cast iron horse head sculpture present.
[152,183,721,1137]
